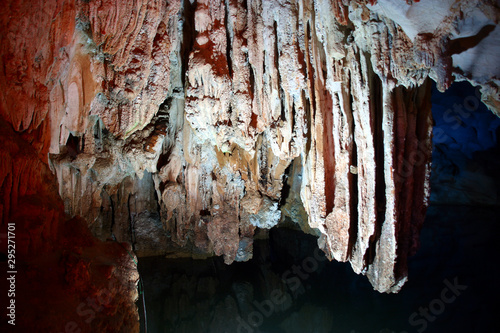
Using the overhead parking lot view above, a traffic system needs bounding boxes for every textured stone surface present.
[1,0,499,294]
[0,118,139,332]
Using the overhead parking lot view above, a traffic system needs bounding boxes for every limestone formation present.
[2,0,499,298]
[0,118,139,332]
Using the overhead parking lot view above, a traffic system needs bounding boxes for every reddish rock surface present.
[0,118,139,332]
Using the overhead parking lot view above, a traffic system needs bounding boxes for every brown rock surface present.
[0,118,139,332]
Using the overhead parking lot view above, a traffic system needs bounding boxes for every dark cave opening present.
[138,206,499,333]
[136,80,500,333]
[430,81,500,206]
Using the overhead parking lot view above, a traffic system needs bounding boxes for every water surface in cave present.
[138,205,499,333]
[137,81,499,333]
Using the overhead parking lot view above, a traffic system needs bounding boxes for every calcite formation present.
[1,0,499,296]
[0,118,139,332]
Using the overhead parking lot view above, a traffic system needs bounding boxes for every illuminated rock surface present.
[0,119,139,332]
[1,3,499,330]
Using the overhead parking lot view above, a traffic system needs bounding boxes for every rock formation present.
[1,1,499,315]
[0,118,139,332]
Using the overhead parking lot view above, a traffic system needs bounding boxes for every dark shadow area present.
[137,81,500,333]
[138,205,500,333]
[430,81,500,206]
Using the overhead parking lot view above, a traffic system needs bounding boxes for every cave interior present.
[1,1,499,332]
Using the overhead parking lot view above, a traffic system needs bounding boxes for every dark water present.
[137,205,499,333]
[137,81,500,333]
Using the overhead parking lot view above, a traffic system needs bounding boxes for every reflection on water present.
[137,206,499,333]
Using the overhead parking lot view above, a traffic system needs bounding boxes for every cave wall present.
[0,118,139,332]
[1,0,499,295]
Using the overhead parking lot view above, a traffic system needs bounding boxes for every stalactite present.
[1,0,499,295]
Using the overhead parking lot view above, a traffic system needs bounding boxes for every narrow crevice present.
[274,21,286,123]
[224,0,233,78]
[92,120,103,152]
[296,27,306,80]
[273,21,280,74]
[249,57,258,126]
[156,98,173,172]
[262,49,266,75]
[93,118,101,140]
[306,20,312,42]
[249,59,255,100]
[323,89,335,216]
[280,88,286,121]
[304,19,317,155]
[180,0,197,87]
[279,162,293,208]
[365,70,386,266]
[305,21,311,84]
[227,105,233,126]
[246,162,252,181]
[347,91,358,258]
[302,90,312,153]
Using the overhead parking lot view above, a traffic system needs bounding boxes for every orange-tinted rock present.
[0,0,76,160]
[0,114,139,331]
